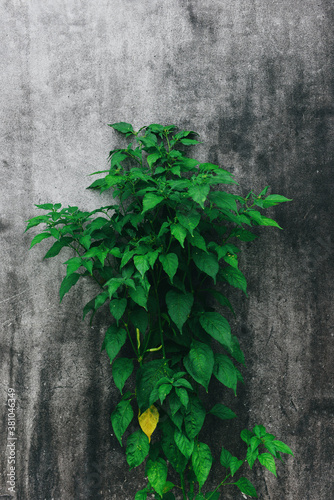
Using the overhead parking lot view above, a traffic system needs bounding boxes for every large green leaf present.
[137,360,171,411]
[176,209,201,236]
[159,253,178,282]
[111,399,134,446]
[262,194,292,207]
[166,290,194,332]
[192,251,219,283]
[126,430,150,469]
[209,404,237,421]
[184,395,206,440]
[230,456,243,476]
[129,286,148,309]
[29,232,52,249]
[199,312,232,349]
[134,255,150,277]
[44,237,73,259]
[209,191,237,212]
[234,478,258,498]
[272,440,294,455]
[213,353,238,394]
[102,325,127,364]
[183,341,214,391]
[171,224,187,247]
[59,273,81,302]
[188,184,210,208]
[146,458,168,496]
[192,442,212,488]
[112,357,134,394]
[109,298,127,322]
[258,453,277,476]
[174,429,194,459]
[220,267,247,296]
[220,447,232,468]
[142,193,164,213]
[161,421,187,473]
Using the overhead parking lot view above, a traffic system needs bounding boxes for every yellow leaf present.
[138,405,159,443]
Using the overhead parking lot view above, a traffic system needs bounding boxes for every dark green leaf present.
[183,341,214,391]
[137,360,171,411]
[247,447,259,468]
[240,429,254,445]
[220,447,232,468]
[111,399,134,446]
[220,267,247,296]
[192,442,212,488]
[161,421,187,473]
[175,387,189,408]
[44,237,74,258]
[159,253,178,282]
[171,224,187,247]
[110,298,127,322]
[230,457,243,476]
[188,184,210,208]
[134,255,150,278]
[59,273,81,302]
[177,210,201,236]
[192,250,219,283]
[234,477,258,498]
[129,285,148,309]
[184,395,206,440]
[147,153,161,168]
[142,193,164,213]
[166,290,194,332]
[180,138,201,145]
[112,357,134,394]
[174,429,194,459]
[126,430,150,469]
[102,325,127,364]
[232,228,257,241]
[199,312,232,349]
[209,404,237,421]
[29,232,52,248]
[146,458,168,496]
[213,354,238,394]
[262,194,292,207]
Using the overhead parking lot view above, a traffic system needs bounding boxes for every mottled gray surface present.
[0,1,333,499]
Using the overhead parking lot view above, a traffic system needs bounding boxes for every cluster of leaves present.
[26,122,292,499]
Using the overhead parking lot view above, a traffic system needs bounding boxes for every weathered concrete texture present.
[0,0,333,499]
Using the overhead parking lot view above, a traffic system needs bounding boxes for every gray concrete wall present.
[0,1,333,499]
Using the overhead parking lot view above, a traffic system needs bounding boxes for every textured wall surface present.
[0,1,333,499]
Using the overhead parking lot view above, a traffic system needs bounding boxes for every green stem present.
[180,472,187,500]
[206,472,232,499]
[122,321,138,359]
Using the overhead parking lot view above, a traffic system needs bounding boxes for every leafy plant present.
[26,122,293,499]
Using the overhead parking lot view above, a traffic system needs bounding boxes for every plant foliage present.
[26,122,293,499]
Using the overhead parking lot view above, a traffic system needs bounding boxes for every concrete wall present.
[1,1,333,499]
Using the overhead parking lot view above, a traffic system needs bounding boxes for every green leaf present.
[233,228,257,241]
[187,231,207,252]
[258,453,277,476]
[240,429,254,445]
[247,447,259,468]
[159,253,178,282]
[205,493,219,500]
[35,203,55,210]
[171,224,187,247]
[175,387,189,408]
[213,354,238,394]
[177,210,201,236]
[220,447,232,468]
[273,440,294,455]
[209,404,237,421]
[109,122,134,134]
[130,308,148,334]
[147,153,161,168]
[246,210,282,229]
[126,429,150,469]
[183,341,214,391]
[110,298,127,322]
[253,425,266,439]
[174,429,194,459]
[137,360,171,411]
[134,255,150,277]
[184,395,206,439]
[180,138,201,145]
[192,251,219,283]
[158,384,173,404]
[220,267,247,296]
[188,184,210,208]
[94,290,109,310]
[102,325,127,364]
[234,477,258,498]
[161,421,187,473]
[44,237,73,258]
[129,286,148,309]
[262,194,292,207]
[59,273,81,302]
[64,256,83,276]
[111,399,134,446]
[209,191,237,212]
[230,457,243,476]
[29,232,52,248]
[135,489,148,500]
[142,193,164,214]
[112,357,134,394]
[192,442,212,488]
[146,458,168,496]
[199,312,232,349]
[166,290,194,332]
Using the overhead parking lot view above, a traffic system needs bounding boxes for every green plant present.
[26,122,293,499]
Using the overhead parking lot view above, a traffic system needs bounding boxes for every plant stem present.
[180,472,187,500]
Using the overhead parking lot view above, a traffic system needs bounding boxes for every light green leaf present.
[234,477,258,498]
[246,210,282,229]
[177,209,201,236]
[64,256,83,276]
[247,447,259,468]
[94,290,109,309]
[273,440,294,455]
[29,232,52,248]
[240,429,254,445]
[220,447,232,468]
[112,357,134,394]
[192,251,219,283]
[209,404,237,421]
[187,231,207,252]
[180,138,201,145]
[109,122,134,134]
[258,453,277,476]
[111,399,134,446]
[175,387,189,408]
[146,458,168,496]
[129,286,148,309]
[171,224,187,247]
[183,340,214,391]
[166,290,194,332]
[184,395,206,439]
[209,191,237,212]
[134,255,150,277]
[188,184,210,208]
[110,298,127,322]
[220,267,247,296]
[142,193,164,214]
[102,325,127,364]
[126,429,150,469]
[253,425,267,439]
[59,273,81,302]
[263,194,292,207]
[174,429,194,459]
[199,313,232,350]
[159,253,178,282]
[192,442,212,488]
[147,153,161,168]
[213,354,238,394]
[230,456,243,476]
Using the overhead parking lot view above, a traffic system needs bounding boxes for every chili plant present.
[26,122,293,499]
